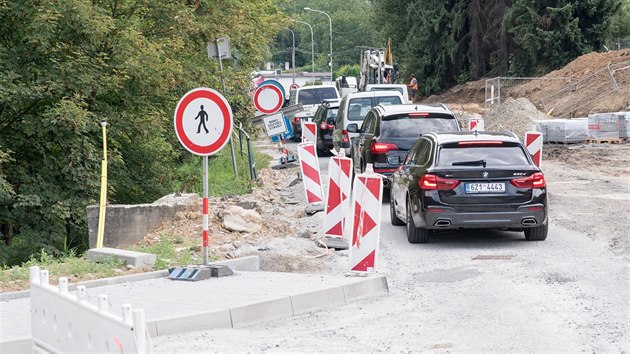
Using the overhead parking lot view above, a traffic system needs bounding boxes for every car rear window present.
[380,114,459,137]
[298,88,338,105]
[376,96,402,106]
[369,87,404,96]
[437,146,530,166]
[348,96,402,121]
[348,98,373,121]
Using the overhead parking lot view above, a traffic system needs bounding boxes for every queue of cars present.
[284,83,548,244]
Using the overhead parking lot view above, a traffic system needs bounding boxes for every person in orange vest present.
[408,74,418,100]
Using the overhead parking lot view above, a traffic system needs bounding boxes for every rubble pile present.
[482,97,548,140]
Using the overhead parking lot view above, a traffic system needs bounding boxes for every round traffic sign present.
[174,87,233,156]
[253,84,284,114]
[290,83,299,90]
[259,79,286,97]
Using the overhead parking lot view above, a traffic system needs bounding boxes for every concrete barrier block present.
[290,286,346,314]
[212,255,260,271]
[87,247,156,268]
[0,337,31,354]
[230,297,293,328]
[154,309,232,336]
[343,274,389,302]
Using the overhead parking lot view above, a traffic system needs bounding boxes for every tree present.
[0,0,284,266]
[507,0,621,75]
[272,0,383,72]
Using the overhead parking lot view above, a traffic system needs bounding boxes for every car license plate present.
[465,183,505,194]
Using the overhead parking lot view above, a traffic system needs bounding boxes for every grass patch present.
[132,233,219,269]
[175,141,272,197]
[1,142,271,292]
[0,250,125,291]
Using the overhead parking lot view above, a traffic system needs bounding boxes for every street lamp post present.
[285,28,296,84]
[291,19,315,82]
[304,7,332,83]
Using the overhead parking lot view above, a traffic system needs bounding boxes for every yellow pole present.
[96,120,108,248]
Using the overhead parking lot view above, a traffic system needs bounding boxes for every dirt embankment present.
[424,49,630,118]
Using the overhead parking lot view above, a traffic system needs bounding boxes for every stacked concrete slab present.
[588,112,628,140]
[536,118,588,143]
[616,112,630,139]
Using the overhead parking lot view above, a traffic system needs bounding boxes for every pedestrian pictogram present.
[195,105,210,134]
[174,87,233,156]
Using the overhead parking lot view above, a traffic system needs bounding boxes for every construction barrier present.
[297,142,324,204]
[525,131,543,167]
[29,266,151,354]
[301,121,317,143]
[323,156,353,237]
[348,167,383,273]
[468,117,485,131]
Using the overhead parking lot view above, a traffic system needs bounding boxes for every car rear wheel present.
[406,200,429,243]
[524,222,548,241]
[390,191,404,226]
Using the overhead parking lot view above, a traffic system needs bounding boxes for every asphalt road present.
[154,142,629,352]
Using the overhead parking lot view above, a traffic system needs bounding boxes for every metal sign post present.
[173,88,234,280]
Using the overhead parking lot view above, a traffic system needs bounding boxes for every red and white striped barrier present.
[525,131,543,167]
[301,121,317,143]
[324,156,353,237]
[468,117,485,131]
[348,168,383,273]
[297,142,324,204]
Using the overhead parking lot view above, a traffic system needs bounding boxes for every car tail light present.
[409,112,429,117]
[320,122,334,130]
[294,117,300,123]
[419,174,460,190]
[342,130,349,143]
[371,142,398,155]
[510,172,546,188]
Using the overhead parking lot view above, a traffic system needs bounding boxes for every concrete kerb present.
[0,336,30,354]
[0,255,261,301]
[0,272,388,353]
[146,274,389,337]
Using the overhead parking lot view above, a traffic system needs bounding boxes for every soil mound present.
[425,49,630,117]
[483,97,549,139]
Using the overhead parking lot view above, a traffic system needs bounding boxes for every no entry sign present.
[174,88,233,156]
[253,79,285,115]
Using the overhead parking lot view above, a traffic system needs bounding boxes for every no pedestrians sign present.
[174,88,234,156]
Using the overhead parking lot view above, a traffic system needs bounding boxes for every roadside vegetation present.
[0,1,284,267]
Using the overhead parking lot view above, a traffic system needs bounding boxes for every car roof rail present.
[436,102,451,112]
[502,130,519,139]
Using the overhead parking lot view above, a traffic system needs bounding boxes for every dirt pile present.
[510,49,630,117]
[483,97,549,139]
[425,49,630,117]
[142,143,346,274]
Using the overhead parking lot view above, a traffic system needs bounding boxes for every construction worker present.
[408,74,418,100]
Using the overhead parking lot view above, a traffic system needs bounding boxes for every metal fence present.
[484,59,630,118]
[539,59,630,118]
[484,77,572,109]
[612,38,630,50]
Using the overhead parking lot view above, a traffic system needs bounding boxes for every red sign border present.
[174,88,233,156]
[254,84,284,114]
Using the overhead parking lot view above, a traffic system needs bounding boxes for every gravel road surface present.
[154,142,630,353]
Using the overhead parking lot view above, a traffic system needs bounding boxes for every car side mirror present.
[387,155,401,165]
[347,123,359,133]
